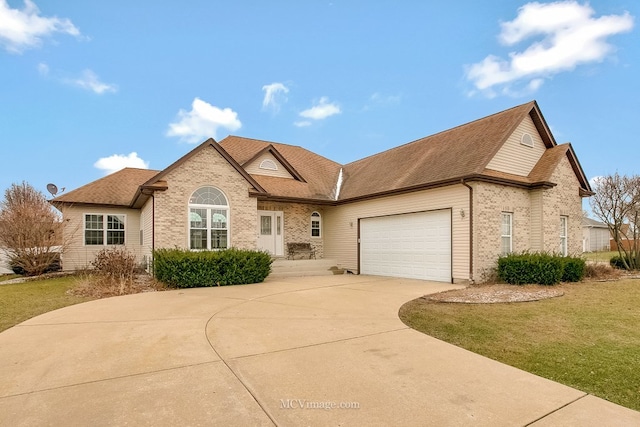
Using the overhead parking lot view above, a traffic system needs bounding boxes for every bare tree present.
[0,182,64,276]
[590,173,640,270]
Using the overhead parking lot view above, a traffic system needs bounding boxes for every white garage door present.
[360,210,451,282]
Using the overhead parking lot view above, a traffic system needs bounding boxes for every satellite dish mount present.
[47,183,59,197]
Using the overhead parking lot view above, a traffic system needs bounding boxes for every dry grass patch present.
[69,273,167,298]
[399,279,640,411]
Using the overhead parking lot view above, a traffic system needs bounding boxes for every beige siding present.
[60,206,143,271]
[486,115,546,176]
[153,145,258,251]
[244,152,294,179]
[529,189,543,251]
[324,185,470,282]
[140,198,153,268]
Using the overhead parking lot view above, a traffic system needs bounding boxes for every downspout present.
[461,179,474,283]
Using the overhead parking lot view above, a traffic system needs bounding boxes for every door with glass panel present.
[257,211,283,256]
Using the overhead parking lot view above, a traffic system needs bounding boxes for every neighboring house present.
[52,101,592,283]
[582,217,611,252]
[0,249,12,275]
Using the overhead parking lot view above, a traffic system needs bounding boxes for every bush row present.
[153,248,272,288]
[497,252,585,285]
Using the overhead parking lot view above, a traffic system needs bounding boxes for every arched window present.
[189,187,228,249]
[311,211,321,238]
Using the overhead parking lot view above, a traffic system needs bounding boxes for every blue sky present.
[0,1,637,209]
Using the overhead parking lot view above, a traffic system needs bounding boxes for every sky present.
[0,0,637,213]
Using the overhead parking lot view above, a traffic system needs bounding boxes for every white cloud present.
[589,175,604,188]
[0,0,80,53]
[67,69,117,94]
[299,97,341,120]
[167,97,242,143]
[466,1,634,96]
[94,152,149,175]
[294,120,312,127]
[37,61,48,75]
[262,82,289,112]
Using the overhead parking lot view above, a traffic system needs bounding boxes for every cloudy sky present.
[0,1,636,210]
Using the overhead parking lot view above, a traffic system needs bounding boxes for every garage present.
[359,209,451,282]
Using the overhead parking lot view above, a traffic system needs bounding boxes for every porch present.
[269,258,348,279]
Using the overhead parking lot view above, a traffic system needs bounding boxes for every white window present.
[560,216,568,256]
[501,212,512,255]
[189,187,229,250]
[84,214,125,245]
[311,211,321,238]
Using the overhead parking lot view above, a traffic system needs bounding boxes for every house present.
[582,217,610,252]
[52,101,593,283]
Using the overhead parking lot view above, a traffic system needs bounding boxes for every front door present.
[257,211,284,256]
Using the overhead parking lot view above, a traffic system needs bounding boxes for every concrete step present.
[270,258,347,277]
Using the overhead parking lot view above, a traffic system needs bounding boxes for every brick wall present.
[154,145,258,251]
[257,201,325,258]
[472,156,584,280]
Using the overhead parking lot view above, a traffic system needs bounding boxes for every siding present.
[529,189,543,251]
[61,206,143,271]
[140,198,153,268]
[243,152,294,179]
[486,115,546,176]
[324,185,470,282]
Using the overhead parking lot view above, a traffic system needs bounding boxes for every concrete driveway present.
[0,275,638,426]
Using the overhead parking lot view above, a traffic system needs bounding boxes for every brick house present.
[52,101,592,283]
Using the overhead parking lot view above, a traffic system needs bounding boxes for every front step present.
[269,258,346,278]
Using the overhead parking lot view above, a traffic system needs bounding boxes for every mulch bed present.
[423,284,565,304]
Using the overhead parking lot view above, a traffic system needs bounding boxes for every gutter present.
[461,179,474,283]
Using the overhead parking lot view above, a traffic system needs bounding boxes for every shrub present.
[610,255,633,270]
[10,253,61,276]
[585,263,622,280]
[153,248,272,288]
[91,247,136,282]
[497,252,584,285]
[561,257,586,282]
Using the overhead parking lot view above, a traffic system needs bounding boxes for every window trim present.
[501,212,513,255]
[188,186,230,250]
[560,215,568,256]
[84,213,126,246]
[310,211,321,239]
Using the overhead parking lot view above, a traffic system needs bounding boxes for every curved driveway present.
[1,275,638,426]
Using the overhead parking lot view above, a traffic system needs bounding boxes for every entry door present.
[257,211,284,256]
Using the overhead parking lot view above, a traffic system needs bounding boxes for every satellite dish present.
[47,183,58,197]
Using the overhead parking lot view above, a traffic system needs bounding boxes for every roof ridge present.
[222,135,303,149]
[344,100,536,167]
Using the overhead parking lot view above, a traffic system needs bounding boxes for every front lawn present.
[0,276,94,333]
[582,251,618,263]
[399,279,640,412]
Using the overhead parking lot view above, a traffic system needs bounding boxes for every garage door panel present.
[360,210,451,282]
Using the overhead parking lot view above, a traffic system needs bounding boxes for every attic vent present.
[259,159,278,170]
[521,133,534,147]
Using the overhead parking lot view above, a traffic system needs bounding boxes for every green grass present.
[0,276,94,333]
[399,280,640,411]
[582,251,618,263]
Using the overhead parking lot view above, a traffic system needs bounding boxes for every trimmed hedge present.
[153,248,272,288]
[497,252,585,286]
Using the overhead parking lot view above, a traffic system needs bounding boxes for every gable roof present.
[52,168,159,207]
[52,101,592,208]
[582,217,608,228]
[338,101,539,200]
[219,136,343,202]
